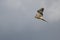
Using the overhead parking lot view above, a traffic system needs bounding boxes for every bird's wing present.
[37,8,44,16]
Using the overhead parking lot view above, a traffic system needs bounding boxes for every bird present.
[35,8,47,22]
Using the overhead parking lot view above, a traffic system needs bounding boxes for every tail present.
[41,18,48,22]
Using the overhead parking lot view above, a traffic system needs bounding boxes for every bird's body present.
[35,12,42,19]
[35,8,47,22]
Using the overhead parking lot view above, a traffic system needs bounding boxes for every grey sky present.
[0,0,60,40]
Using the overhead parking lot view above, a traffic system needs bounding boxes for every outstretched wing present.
[37,8,44,16]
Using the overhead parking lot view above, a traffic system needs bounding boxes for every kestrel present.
[35,8,47,22]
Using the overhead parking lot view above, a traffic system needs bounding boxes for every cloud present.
[6,0,21,9]
[0,0,60,31]
[0,0,60,40]
[1,0,60,23]
[46,1,60,22]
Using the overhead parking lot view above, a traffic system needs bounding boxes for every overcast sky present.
[0,0,60,40]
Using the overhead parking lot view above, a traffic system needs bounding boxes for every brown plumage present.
[35,8,47,22]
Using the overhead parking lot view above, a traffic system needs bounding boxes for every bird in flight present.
[35,8,47,22]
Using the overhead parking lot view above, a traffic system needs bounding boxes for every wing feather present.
[37,8,44,16]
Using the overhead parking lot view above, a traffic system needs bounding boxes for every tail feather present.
[41,18,47,22]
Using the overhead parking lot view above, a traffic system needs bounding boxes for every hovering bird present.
[35,8,47,22]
